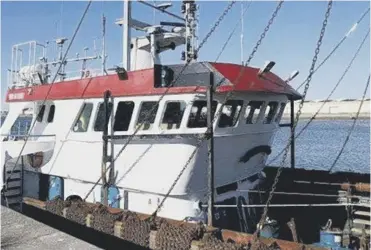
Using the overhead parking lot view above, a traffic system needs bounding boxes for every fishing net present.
[155,220,204,250]
[45,196,65,216]
[90,203,123,235]
[199,230,248,250]
[120,211,151,248]
[44,199,286,250]
[65,199,93,226]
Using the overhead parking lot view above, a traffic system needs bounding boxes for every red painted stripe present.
[5,63,301,102]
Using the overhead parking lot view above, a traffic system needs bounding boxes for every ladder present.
[2,158,24,212]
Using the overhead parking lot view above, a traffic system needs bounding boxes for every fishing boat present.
[1,0,302,234]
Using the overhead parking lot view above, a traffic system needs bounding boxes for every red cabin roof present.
[6,62,302,103]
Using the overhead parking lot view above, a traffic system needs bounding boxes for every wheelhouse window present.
[263,102,278,124]
[187,100,217,128]
[245,101,263,124]
[47,105,55,123]
[10,115,32,136]
[36,105,45,122]
[73,103,93,132]
[160,101,186,130]
[94,102,113,132]
[218,100,243,128]
[275,103,286,123]
[114,101,135,132]
[136,101,159,131]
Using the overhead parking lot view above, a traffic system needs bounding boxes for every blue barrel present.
[312,230,348,250]
[48,176,63,200]
[102,185,120,208]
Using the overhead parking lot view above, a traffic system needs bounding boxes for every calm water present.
[269,119,370,174]
[1,116,370,174]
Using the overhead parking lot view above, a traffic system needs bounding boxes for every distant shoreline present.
[282,115,370,121]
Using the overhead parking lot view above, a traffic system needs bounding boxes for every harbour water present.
[270,119,370,174]
[1,116,370,174]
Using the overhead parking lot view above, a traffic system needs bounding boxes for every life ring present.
[27,151,44,169]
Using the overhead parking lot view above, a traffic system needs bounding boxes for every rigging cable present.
[1,0,93,199]
[328,74,370,173]
[150,0,285,219]
[266,27,370,168]
[82,1,238,201]
[215,0,253,61]
[295,7,370,91]
[253,0,333,240]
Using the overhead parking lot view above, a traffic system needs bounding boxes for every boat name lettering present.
[8,92,25,100]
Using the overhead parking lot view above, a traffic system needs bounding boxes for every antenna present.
[102,14,107,75]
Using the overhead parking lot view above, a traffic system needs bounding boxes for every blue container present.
[105,185,120,208]
[48,176,63,200]
[312,230,348,250]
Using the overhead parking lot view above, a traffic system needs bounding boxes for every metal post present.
[109,95,115,184]
[102,90,111,206]
[290,99,295,169]
[240,2,244,65]
[207,72,215,227]
[123,0,131,71]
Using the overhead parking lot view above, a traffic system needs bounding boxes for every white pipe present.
[10,47,14,86]
[123,0,131,71]
[33,41,36,66]
[29,43,32,66]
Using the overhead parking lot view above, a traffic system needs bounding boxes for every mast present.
[182,0,198,63]
[123,0,131,71]
[240,2,244,65]
[102,14,107,75]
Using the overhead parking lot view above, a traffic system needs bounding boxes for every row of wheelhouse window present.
[71,99,287,133]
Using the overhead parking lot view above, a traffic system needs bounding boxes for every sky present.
[1,1,370,111]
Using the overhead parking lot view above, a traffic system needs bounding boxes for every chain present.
[215,0,253,61]
[246,0,283,66]
[253,0,333,240]
[82,1,237,201]
[1,0,93,199]
[265,27,370,169]
[196,0,236,56]
[151,0,285,218]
